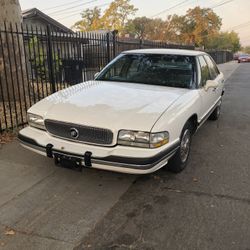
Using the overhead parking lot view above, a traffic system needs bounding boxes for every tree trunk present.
[0,0,29,128]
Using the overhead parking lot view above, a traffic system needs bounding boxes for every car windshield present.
[240,54,250,57]
[96,53,197,89]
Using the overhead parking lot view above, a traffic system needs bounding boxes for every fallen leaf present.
[4,229,15,236]
[0,131,16,144]
[174,189,183,193]
[153,175,161,180]
[192,177,198,182]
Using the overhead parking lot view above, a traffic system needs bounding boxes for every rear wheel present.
[167,122,192,173]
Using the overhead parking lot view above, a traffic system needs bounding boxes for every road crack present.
[163,187,250,205]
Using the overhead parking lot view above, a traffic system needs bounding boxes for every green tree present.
[73,7,102,31]
[206,31,241,52]
[163,15,186,43]
[125,17,153,40]
[73,0,137,33]
[125,16,177,42]
[147,18,167,41]
[157,7,222,46]
[181,7,222,47]
[243,46,250,54]
[101,0,138,33]
[124,7,222,46]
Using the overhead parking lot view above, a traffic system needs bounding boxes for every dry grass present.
[0,130,17,144]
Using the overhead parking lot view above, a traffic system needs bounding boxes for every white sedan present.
[18,49,225,174]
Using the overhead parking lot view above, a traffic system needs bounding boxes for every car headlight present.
[118,130,169,148]
[27,113,45,130]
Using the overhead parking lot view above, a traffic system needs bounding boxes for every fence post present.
[139,39,143,49]
[112,30,118,59]
[47,25,56,93]
[106,32,111,63]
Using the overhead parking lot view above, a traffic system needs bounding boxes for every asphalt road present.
[1,61,250,250]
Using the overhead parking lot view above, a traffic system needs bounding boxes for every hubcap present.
[217,105,221,117]
[180,129,191,163]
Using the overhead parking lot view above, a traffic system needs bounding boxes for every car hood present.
[30,80,189,132]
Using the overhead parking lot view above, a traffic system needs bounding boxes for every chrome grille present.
[45,119,113,145]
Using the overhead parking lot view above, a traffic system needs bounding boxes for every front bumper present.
[18,127,180,174]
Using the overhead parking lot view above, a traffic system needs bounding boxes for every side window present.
[198,56,210,87]
[210,56,220,75]
[204,55,219,80]
[105,57,125,79]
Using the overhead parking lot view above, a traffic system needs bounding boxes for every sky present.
[19,0,250,46]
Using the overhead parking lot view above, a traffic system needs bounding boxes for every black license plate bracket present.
[54,153,83,172]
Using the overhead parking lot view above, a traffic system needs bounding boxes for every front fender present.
[151,90,202,142]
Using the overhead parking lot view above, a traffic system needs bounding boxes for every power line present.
[209,0,235,9]
[182,0,237,40]
[151,0,189,18]
[42,0,96,11]
[57,2,111,20]
[52,2,109,16]
[47,0,98,15]
[233,24,250,31]
[150,0,233,19]
[228,21,250,31]
[174,0,202,11]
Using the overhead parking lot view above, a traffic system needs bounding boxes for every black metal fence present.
[0,23,232,133]
[207,50,233,64]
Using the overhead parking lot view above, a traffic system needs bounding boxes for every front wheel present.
[167,122,192,173]
[209,102,221,121]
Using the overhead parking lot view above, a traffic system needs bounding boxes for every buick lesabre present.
[18,49,225,174]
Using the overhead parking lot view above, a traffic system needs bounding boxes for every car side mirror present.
[94,72,100,79]
[205,80,219,91]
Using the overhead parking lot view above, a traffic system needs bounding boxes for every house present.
[22,8,72,33]
[21,8,111,83]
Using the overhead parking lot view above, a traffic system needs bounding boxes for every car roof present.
[122,48,206,57]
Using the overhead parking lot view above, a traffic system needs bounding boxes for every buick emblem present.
[70,128,79,139]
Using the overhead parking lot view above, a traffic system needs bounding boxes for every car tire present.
[209,103,221,121]
[167,121,192,173]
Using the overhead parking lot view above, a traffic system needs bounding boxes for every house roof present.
[22,8,73,33]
